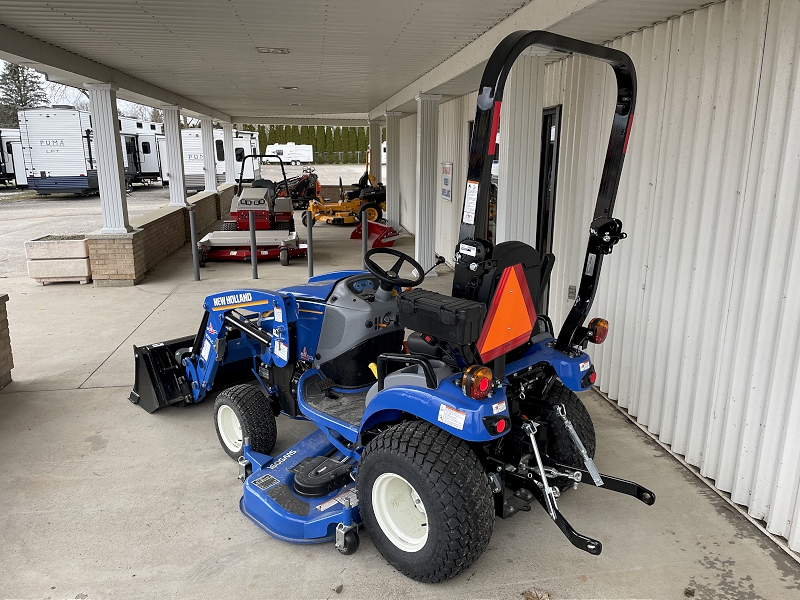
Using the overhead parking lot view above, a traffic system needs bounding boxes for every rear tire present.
[360,202,382,223]
[279,247,289,266]
[358,420,494,583]
[213,384,277,460]
[541,381,596,492]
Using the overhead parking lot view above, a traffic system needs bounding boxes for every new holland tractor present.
[129,31,654,583]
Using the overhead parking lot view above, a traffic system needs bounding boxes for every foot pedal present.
[291,455,354,497]
[318,377,335,391]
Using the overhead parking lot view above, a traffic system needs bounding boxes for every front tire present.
[213,384,277,460]
[358,420,494,583]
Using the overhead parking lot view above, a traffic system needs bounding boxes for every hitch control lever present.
[521,421,559,520]
[555,404,604,487]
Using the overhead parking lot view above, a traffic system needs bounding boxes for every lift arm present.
[451,31,636,353]
[182,289,298,402]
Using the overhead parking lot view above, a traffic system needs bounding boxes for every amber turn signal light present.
[587,318,609,344]
[462,365,493,400]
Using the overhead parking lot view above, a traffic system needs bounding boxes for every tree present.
[382,127,386,142]
[315,126,324,155]
[357,127,367,152]
[149,107,163,123]
[0,62,48,127]
[258,125,267,153]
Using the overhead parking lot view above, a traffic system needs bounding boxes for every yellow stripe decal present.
[212,300,272,312]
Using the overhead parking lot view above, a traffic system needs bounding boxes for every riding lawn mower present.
[130,31,653,583]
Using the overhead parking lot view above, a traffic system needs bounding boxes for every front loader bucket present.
[129,335,195,413]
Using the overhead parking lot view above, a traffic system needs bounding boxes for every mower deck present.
[198,230,307,262]
[240,429,359,544]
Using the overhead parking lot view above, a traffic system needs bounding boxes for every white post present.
[162,105,187,206]
[384,111,402,229]
[414,94,441,274]
[200,116,217,192]
[222,122,236,184]
[369,119,383,183]
[84,83,132,234]
[496,55,545,245]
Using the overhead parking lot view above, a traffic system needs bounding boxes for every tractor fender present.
[359,379,510,443]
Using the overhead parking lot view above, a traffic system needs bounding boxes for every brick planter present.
[25,235,92,285]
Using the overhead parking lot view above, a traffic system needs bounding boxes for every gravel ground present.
[0,164,372,279]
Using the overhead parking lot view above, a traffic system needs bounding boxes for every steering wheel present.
[364,248,425,289]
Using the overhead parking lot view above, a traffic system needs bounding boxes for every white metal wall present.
[398,114,417,234]
[544,0,800,549]
[436,92,477,262]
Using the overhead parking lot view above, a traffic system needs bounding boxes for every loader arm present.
[183,289,298,402]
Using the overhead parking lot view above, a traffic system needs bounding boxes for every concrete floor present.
[1,218,799,600]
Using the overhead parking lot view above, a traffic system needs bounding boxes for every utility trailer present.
[0,128,27,187]
[130,31,654,583]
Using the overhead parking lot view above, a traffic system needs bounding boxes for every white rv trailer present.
[164,128,258,189]
[119,116,164,184]
[263,142,313,165]
[0,128,27,187]
[18,107,165,195]
[18,107,98,194]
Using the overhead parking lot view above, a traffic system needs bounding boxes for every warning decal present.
[252,473,279,490]
[438,404,467,430]
[463,181,479,225]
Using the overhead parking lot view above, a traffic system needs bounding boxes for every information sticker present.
[274,306,283,323]
[200,339,211,361]
[438,404,467,430]
[273,339,289,362]
[462,180,479,225]
[492,400,507,415]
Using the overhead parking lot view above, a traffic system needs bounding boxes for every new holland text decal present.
[213,292,253,307]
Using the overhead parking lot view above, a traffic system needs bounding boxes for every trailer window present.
[235,147,245,162]
[136,122,143,129]
[5,142,11,154]
[275,149,283,156]
[215,139,225,161]
[141,142,151,154]
[150,124,156,131]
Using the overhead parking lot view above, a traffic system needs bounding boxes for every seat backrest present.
[474,241,550,315]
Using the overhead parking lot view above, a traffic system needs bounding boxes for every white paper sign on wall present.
[441,162,453,202]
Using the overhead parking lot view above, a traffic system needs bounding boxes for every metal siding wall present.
[545,0,800,549]
[399,114,417,234]
[436,91,478,262]
[496,56,545,246]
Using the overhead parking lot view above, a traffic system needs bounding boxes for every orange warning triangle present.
[476,264,537,362]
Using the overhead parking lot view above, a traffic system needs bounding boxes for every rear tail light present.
[462,365,493,400]
[483,416,509,436]
[587,318,609,344]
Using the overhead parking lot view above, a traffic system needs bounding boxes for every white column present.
[384,111,402,229]
[200,116,217,192]
[496,55,545,245]
[414,93,441,273]
[369,119,383,183]
[84,83,132,234]
[222,123,236,184]
[162,105,187,206]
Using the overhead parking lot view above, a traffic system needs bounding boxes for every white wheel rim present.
[372,472,428,552]
[217,404,242,452]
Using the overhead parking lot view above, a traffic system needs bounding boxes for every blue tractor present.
[130,31,655,583]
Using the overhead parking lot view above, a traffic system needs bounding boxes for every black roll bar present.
[236,153,290,197]
[452,30,636,354]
